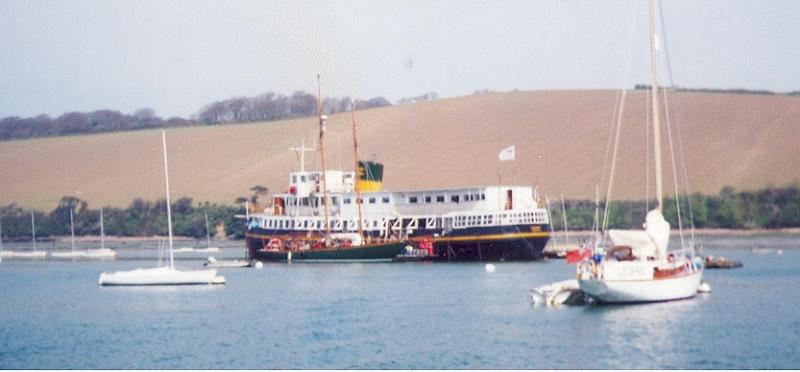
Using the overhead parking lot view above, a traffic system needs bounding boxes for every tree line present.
[0,91,393,141]
[0,185,272,241]
[0,197,244,241]
[547,183,800,231]
[1,184,799,241]
[196,92,391,125]
[634,84,800,96]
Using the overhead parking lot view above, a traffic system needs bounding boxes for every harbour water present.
[1,235,799,369]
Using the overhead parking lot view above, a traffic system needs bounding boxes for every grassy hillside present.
[1,90,798,210]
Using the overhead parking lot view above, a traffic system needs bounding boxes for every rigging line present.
[601,90,626,234]
[600,1,641,239]
[658,0,697,252]
[600,89,623,203]
[646,87,651,212]
[662,87,686,251]
[561,194,570,248]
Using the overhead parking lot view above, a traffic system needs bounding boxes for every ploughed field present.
[2,90,798,210]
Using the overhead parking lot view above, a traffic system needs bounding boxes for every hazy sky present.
[1,0,798,119]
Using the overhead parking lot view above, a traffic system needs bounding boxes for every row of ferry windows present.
[455,211,544,225]
[263,219,383,229]
[262,212,544,230]
[409,193,485,204]
[284,192,487,207]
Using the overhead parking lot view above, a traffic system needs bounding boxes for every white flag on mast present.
[498,145,515,161]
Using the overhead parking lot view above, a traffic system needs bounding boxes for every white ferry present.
[245,162,552,261]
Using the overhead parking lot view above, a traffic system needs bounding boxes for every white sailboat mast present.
[31,210,36,251]
[649,0,664,209]
[100,208,105,250]
[561,194,569,247]
[205,211,211,248]
[70,209,76,252]
[161,130,175,269]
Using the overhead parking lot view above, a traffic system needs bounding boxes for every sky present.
[0,0,798,119]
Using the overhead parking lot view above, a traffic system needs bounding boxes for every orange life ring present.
[267,238,282,250]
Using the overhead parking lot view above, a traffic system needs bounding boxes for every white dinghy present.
[204,256,250,268]
[530,279,587,306]
[99,131,224,286]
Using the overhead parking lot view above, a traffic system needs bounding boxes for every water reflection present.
[580,299,704,368]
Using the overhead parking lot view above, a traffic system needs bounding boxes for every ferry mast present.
[316,74,332,242]
[351,107,366,243]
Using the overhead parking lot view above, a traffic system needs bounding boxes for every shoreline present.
[548,227,800,239]
[26,227,798,243]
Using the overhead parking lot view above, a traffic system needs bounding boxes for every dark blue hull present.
[246,223,551,262]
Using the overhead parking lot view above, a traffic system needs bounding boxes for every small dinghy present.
[530,279,588,306]
[194,247,221,253]
[204,256,251,268]
[83,248,117,259]
[704,255,743,269]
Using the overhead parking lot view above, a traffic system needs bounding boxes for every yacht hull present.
[2,251,47,259]
[98,266,225,286]
[579,269,704,303]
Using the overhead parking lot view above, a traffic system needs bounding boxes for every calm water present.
[1,235,799,369]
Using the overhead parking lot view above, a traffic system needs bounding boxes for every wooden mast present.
[316,75,332,242]
[351,107,366,244]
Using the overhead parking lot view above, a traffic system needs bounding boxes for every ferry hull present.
[430,235,548,261]
[247,224,550,262]
[248,239,406,262]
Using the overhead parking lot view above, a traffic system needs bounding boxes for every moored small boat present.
[704,255,742,269]
[99,266,224,286]
[204,257,250,268]
[98,130,225,286]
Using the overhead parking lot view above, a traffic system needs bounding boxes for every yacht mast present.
[31,211,36,252]
[205,211,211,248]
[649,0,664,209]
[100,208,105,250]
[161,130,175,268]
[316,75,332,241]
[70,209,75,253]
[351,107,366,243]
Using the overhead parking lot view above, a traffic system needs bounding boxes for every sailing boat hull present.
[252,241,406,262]
[98,266,225,286]
[579,269,703,303]
[2,251,47,259]
[83,249,117,259]
[51,251,85,259]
